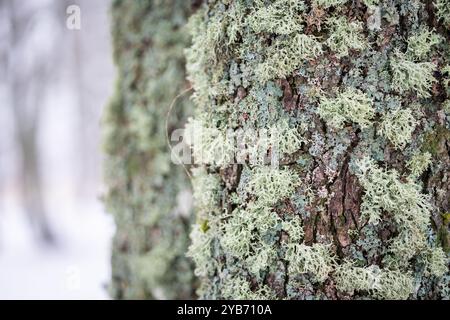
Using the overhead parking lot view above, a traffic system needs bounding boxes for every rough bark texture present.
[103,0,196,299]
[186,0,450,300]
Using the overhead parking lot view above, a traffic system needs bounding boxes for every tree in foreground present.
[103,0,196,299]
[185,0,450,299]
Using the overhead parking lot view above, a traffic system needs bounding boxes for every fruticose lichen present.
[334,261,415,299]
[325,17,367,58]
[390,51,436,98]
[379,108,417,149]
[406,28,441,61]
[317,88,375,129]
[355,157,446,271]
[435,0,450,26]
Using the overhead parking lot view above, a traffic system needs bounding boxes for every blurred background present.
[0,0,115,299]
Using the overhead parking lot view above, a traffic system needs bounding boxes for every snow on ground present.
[0,189,115,299]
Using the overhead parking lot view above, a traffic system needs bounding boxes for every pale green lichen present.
[317,88,375,129]
[312,0,348,8]
[407,151,432,178]
[406,28,441,61]
[186,224,215,277]
[236,119,305,165]
[334,261,415,299]
[379,108,417,149]
[221,275,276,300]
[257,34,323,81]
[282,215,304,243]
[444,100,450,114]
[185,118,235,167]
[390,51,436,98]
[185,11,226,106]
[186,118,303,167]
[435,0,450,26]
[221,204,284,275]
[326,17,367,58]
[355,157,433,267]
[422,247,448,277]
[248,0,305,35]
[245,166,300,207]
[191,167,221,215]
[285,243,335,282]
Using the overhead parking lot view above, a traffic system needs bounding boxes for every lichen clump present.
[317,88,375,129]
[390,51,436,98]
[379,108,417,149]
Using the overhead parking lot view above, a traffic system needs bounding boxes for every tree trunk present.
[185,0,449,299]
[104,0,197,299]
[7,0,56,245]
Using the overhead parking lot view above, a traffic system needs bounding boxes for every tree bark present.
[186,0,449,299]
[104,0,197,299]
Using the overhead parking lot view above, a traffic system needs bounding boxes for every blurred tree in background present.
[0,0,67,245]
[103,0,197,299]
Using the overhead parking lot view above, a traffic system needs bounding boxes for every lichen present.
[221,275,276,300]
[435,0,450,27]
[390,50,436,98]
[184,0,450,300]
[325,17,367,58]
[312,0,348,8]
[334,261,415,299]
[406,28,441,61]
[379,108,417,149]
[317,88,375,129]
[244,166,300,207]
[422,247,448,277]
[285,243,335,283]
[248,0,305,35]
[256,34,323,82]
[355,157,437,268]
[407,151,432,178]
